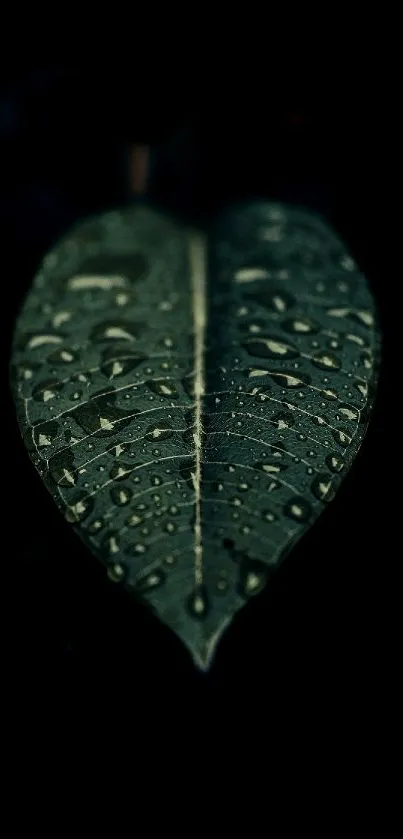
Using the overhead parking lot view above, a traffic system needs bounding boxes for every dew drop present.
[49,348,77,364]
[311,473,336,503]
[311,352,341,371]
[272,409,295,429]
[338,404,359,421]
[326,453,345,473]
[322,388,338,400]
[136,570,165,591]
[147,380,179,398]
[107,563,125,582]
[282,317,319,334]
[33,379,62,403]
[187,586,209,619]
[332,428,350,447]
[64,492,94,523]
[109,463,133,481]
[216,578,229,594]
[88,519,104,533]
[132,543,147,554]
[239,558,268,598]
[242,336,299,359]
[165,521,176,533]
[267,370,311,388]
[284,496,312,522]
[126,513,143,527]
[110,486,133,506]
[102,531,121,556]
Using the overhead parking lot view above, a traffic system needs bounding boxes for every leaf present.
[10,202,381,670]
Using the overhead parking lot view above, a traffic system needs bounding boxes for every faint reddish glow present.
[130,145,150,195]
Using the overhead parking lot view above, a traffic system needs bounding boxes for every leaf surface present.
[10,202,381,669]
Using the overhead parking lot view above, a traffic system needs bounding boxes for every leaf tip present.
[185,616,232,673]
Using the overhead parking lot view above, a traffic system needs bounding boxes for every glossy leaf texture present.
[10,202,381,670]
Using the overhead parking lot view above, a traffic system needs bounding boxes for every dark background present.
[2,65,390,736]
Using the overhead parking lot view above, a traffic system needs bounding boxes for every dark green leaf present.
[10,202,381,669]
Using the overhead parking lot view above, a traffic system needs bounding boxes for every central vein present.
[189,233,207,586]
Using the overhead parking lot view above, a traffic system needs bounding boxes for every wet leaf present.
[10,202,381,670]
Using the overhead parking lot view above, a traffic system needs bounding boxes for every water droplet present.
[48,449,78,487]
[332,428,350,447]
[311,473,336,502]
[346,333,365,347]
[284,497,312,522]
[64,492,94,523]
[326,307,350,319]
[313,415,327,427]
[102,531,121,556]
[272,409,295,429]
[88,518,104,533]
[32,378,62,402]
[322,388,338,400]
[355,382,368,398]
[340,255,355,271]
[351,310,374,328]
[242,336,299,359]
[147,380,179,398]
[239,558,268,598]
[132,543,147,555]
[107,563,125,582]
[255,461,287,474]
[262,510,276,522]
[338,404,359,421]
[109,463,133,481]
[311,352,341,371]
[101,351,147,379]
[31,420,59,449]
[326,453,345,473]
[48,348,77,364]
[282,317,319,334]
[91,319,143,343]
[187,586,209,619]
[136,569,165,591]
[126,513,143,527]
[264,370,311,388]
[110,486,133,506]
[165,521,176,533]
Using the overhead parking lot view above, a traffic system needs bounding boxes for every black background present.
[1,64,391,738]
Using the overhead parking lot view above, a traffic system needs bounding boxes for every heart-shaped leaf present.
[10,202,381,669]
